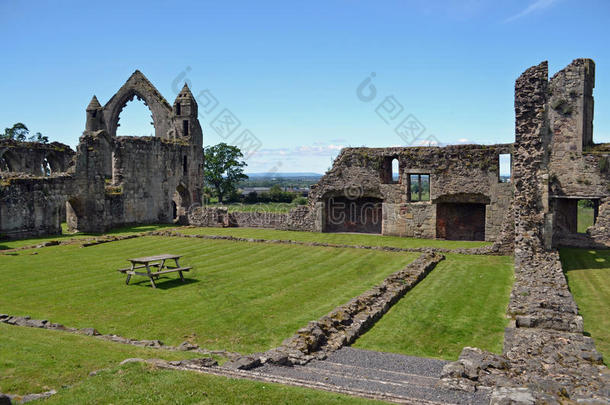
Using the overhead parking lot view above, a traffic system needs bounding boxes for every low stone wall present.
[0,314,240,361]
[229,211,288,229]
[223,253,445,369]
[188,206,314,231]
[509,251,582,332]
[441,251,608,401]
[188,206,289,229]
[279,205,315,232]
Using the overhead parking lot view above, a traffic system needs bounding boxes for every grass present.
[561,248,610,366]
[178,226,492,249]
[0,323,200,395]
[44,362,384,405]
[0,223,178,250]
[0,324,382,404]
[0,236,416,354]
[353,253,514,361]
[577,206,594,233]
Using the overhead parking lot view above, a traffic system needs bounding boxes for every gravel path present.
[257,347,490,404]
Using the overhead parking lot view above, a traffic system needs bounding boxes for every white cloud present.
[414,139,440,146]
[505,0,559,22]
[458,138,470,143]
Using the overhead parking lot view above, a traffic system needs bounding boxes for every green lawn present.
[0,236,416,354]
[0,324,381,404]
[0,223,177,250]
[178,226,491,249]
[578,206,595,233]
[44,363,383,405]
[353,254,514,360]
[0,323,200,395]
[561,248,610,365]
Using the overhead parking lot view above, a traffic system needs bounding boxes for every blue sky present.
[1,0,609,173]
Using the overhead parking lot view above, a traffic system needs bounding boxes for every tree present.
[2,123,29,141]
[204,143,248,204]
[1,123,48,143]
[29,132,49,143]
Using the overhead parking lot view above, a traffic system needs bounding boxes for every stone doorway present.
[436,203,486,241]
[324,197,382,234]
[172,184,190,224]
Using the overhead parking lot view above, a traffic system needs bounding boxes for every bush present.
[578,199,594,209]
[293,196,308,205]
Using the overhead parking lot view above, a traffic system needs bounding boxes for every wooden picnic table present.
[117,254,191,288]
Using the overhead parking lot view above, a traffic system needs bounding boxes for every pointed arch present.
[103,71,173,138]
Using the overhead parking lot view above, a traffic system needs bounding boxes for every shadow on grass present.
[562,249,610,271]
[127,277,200,290]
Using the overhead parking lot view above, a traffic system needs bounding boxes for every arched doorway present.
[172,184,191,224]
[0,155,11,172]
[66,197,84,232]
[41,158,52,176]
[0,151,19,173]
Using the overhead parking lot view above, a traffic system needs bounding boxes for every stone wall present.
[546,59,610,248]
[0,140,74,176]
[440,59,609,403]
[228,211,288,229]
[0,140,75,239]
[0,175,72,239]
[1,71,204,239]
[188,206,289,229]
[307,144,513,242]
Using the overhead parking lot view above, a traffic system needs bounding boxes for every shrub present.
[293,196,308,205]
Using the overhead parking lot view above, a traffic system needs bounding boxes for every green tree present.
[204,143,248,204]
[1,123,48,143]
[2,123,29,141]
[29,132,49,143]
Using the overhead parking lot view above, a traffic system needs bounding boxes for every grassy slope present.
[178,226,491,249]
[0,324,381,404]
[0,223,177,250]
[0,323,200,395]
[561,248,610,365]
[0,236,416,354]
[353,254,514,361]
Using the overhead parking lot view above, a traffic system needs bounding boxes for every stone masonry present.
[0,71,203,238]
[440,60,609,403]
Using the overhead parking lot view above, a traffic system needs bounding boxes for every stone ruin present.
[2,60,608,249]
[0,70,203,238]
[0,59,609,402]
[286,58,608,250]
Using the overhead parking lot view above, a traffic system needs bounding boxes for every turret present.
[85,95,104,132]
[173,84,199,139]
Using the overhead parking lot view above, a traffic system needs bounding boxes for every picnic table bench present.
[117,254,191,288]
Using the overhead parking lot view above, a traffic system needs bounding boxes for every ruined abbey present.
[1,59,609,251]
[1,71,203,238]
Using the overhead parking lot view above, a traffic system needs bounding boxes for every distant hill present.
[246,172,322,178]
